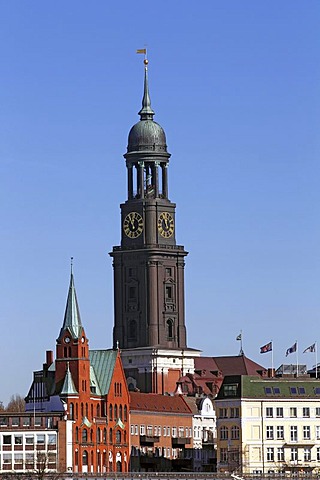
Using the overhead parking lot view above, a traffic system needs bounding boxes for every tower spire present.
[138,58,154,120]
[58,260,83,340]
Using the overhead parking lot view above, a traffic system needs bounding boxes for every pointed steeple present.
[58,259,83,340]
[60,362,78,395]
[138,59,155,121]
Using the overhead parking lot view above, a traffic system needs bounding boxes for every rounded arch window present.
[167,318,174,339]
[82,450,88,466]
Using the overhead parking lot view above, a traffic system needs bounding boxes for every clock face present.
[123,212,144,238]
[64,336,71,344]
[158,212,174,238]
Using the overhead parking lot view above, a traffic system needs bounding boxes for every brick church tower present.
[110,57,200,394]
[25,266,130,474]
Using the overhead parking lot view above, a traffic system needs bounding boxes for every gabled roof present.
[89,349,118,395]
[58,272,83,340]
[130,392,192,414]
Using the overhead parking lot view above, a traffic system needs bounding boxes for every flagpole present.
[296,341,299,377]
[316,342,318,379]
[271,339,274,375]
[240,330,243,356]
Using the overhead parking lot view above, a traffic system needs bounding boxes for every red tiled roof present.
[130,392,192,413]
[195,355,266,377]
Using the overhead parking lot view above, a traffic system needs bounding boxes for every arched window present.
[109,404,113,421]
[97,404,100,417]
[231,425,240,440]
[75,450,79,466]
[75,427,79,442]
[90,429,93,442]
[167,319,174,339]
[124,405,127,422]
[109,428,113,443]
[103,428,107,442]
[116,430,121,444]
[82,428,88,443]
[119,405,123,421]
[97,428,101,443]
[82,450,88,466]
[114,404,118,419]
[69,403,74,420]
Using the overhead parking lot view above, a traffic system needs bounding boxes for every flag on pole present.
[236,333,242,341]
[136,48,147,54]
[303,343,316,353]
[286,342,297,357]
[260,341,272,354]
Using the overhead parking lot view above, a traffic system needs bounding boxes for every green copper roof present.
[217,374,320,400]
[138,63,155,120]
[60,363,78,395]
[126,61,168,155]
[58,272,83,340]
[89,349,118,395]
[89,365,102,396]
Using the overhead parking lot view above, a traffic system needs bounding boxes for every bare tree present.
[6,394,25,412]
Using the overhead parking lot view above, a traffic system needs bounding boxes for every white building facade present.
[216,375,320,476]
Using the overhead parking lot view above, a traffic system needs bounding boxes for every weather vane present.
[136,47,148,66]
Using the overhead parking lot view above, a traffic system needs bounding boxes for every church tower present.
[110,58,200,393]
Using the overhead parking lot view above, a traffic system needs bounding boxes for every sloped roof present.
[182,396,201,414]
[130,392,192,414]
[195,355,266,377]
[60,364,78,395]
[89,349,117,395]
[58,273,83,341]
[216,374,320,400]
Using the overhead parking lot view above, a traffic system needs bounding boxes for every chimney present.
[45,350,54,368]
[267,368,275,378]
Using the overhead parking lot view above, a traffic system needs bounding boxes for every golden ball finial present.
[144,58,149,65]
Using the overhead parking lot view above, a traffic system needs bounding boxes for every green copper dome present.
[127,120,167,153]
[127,62,168,154]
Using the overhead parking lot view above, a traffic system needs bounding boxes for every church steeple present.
[110,58,188,353]
[58,259,83,341]
[138,60,155,120]
[55,262,90,392]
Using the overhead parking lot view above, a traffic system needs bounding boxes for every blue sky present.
[1,1,319,404]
